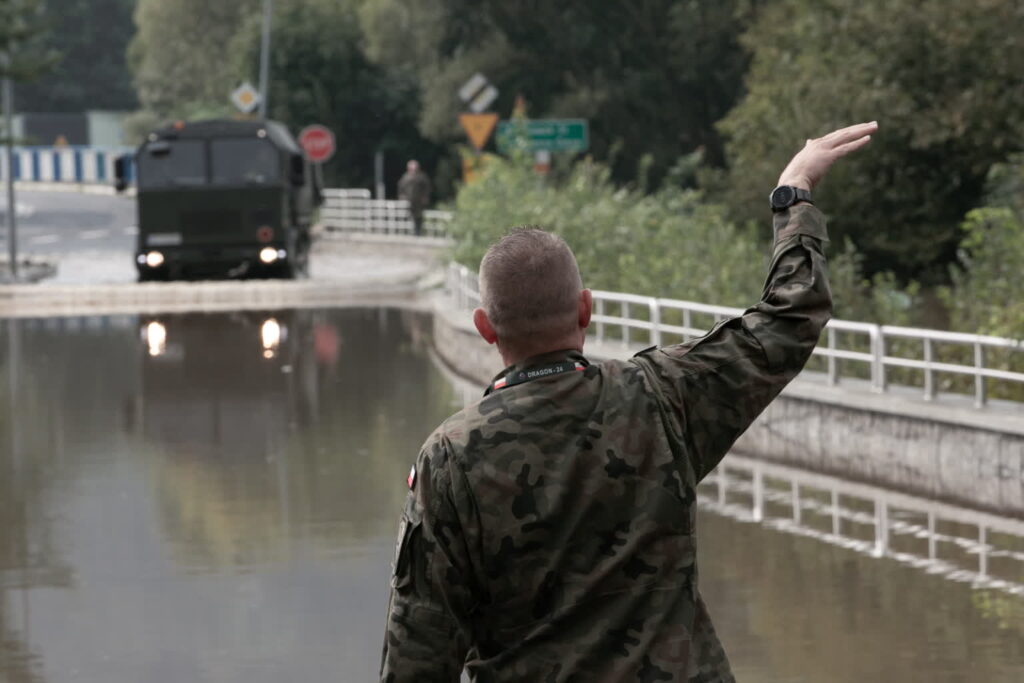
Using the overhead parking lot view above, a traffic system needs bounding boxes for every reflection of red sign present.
[298,124,336,163]
[314,323,340,366]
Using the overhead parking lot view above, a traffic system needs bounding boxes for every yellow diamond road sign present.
[231,82,261,114]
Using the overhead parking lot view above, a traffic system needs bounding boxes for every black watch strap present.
[770,185,813,212]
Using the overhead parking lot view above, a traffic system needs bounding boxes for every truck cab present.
[118,119,322,280]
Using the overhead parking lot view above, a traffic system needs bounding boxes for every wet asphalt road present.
[0,190,137,255]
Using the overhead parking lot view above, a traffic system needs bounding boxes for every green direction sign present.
[496,119,589,153]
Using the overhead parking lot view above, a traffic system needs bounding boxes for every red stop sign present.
[298,124,336,163]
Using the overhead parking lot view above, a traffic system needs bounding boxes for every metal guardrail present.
[703,453,1024,596]
[320,188,452,239]
[0,145,135,184]
[445,263,1024,408]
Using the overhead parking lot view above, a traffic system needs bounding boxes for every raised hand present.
[777,121,878,191]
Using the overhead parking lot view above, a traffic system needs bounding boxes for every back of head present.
[479,227,583,357]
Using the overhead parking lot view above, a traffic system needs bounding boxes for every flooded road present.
[1,308,1022,682]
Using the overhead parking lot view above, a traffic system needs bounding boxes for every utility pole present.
[2,53,17,280]
[258,0,273,119]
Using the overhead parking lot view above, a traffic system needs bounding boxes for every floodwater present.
[0,308,1021,682]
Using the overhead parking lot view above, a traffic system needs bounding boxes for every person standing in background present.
[397,160,432,236]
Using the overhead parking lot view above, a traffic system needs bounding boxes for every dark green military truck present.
[117,119,322,280]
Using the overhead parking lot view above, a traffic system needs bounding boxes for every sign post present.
[298,124,336,191]
[457,74,500,184]
[298,124,336,164]
[231,82,262,115]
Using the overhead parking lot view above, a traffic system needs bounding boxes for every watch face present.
[771,186,796,208]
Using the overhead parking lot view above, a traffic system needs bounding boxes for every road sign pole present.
[258,0,273,119]
[374,150,385,199]
[2,65,17,281]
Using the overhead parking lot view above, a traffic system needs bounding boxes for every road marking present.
[30,234,59,245]
[123,226,138,236]
[80,229,110,240]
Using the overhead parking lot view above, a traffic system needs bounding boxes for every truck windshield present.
[138,140,206,189]
[211,139,280,185]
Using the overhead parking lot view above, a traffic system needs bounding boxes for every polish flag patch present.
[407,464,417,490]
[493,377,508,390]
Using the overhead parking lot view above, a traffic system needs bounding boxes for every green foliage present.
[15,0,136,112]
[0,0,57,83]
[128,0,256,119]
[361,0,753,186]
[938,155,1024,337]
[231,0,441,190]
[449,154,768,308]
[717,0,1024,284]
[941,208,1024,338]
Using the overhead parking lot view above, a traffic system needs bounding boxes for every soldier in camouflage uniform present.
[381,122,878,681]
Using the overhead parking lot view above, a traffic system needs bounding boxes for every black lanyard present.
[484,359,588,396]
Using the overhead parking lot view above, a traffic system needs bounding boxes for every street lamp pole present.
[258,0,272,119]
[2,55,17,280]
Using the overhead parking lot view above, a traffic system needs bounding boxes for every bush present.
[448,154,767,309]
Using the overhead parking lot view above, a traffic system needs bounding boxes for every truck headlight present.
[145,251,164,268]
[261,318,281,358]
[146,321,167,356]
[259,247,279,264]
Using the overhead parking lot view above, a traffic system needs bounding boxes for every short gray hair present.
[479,227,583,351]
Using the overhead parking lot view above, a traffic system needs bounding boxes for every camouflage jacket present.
[381,204,832,681]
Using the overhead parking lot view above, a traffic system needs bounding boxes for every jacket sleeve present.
[380,437,476,682]
[633,203,832,482]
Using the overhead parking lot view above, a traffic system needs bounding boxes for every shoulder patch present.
[407,464,417,490]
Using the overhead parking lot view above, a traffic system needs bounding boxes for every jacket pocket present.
[391,514,422,592]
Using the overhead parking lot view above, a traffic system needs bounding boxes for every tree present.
[128,0,256,119]
[716,0,1024,283]
[0,0,56,87]
[941,155,1024,337]
[231,0,442,191]
[360,0,755,186]
[15,0,136,112]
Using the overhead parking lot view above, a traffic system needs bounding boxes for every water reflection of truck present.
[138,310,320,458]
[116,119,323,281]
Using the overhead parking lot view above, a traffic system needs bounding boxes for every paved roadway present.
[0,189,137,255]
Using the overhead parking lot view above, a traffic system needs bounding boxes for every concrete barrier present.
[428,292,1024,516]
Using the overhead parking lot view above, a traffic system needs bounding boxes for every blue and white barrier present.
[0,146,135,185]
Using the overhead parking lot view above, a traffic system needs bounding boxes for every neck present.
[498,334,585,368]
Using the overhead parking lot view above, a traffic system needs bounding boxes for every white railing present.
[320,188,452,238]
[445,263,1024,408]
[703,454,1024,596]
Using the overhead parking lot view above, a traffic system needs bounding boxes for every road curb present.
[14,181,135,197]
[0,276,436,318]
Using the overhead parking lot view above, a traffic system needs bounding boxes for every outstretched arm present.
[635,122,877,482]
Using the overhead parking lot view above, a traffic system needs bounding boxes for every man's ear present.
[473,308,498,345]
[578,289,592,329]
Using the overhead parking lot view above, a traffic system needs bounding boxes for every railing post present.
[595,298,605,344]
[791,481,801,525]
[978,524,988,578]
[752,466,763,523]
[873,496,889,558]
[923,337,935,401]
[871,326,886,392]
[649,299,661,348]
[827,326,838,385]
[682,308,691,341]
[621,301,630,347]
[974,341,986,408]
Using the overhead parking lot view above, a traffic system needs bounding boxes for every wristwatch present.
[769,185,812,212]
